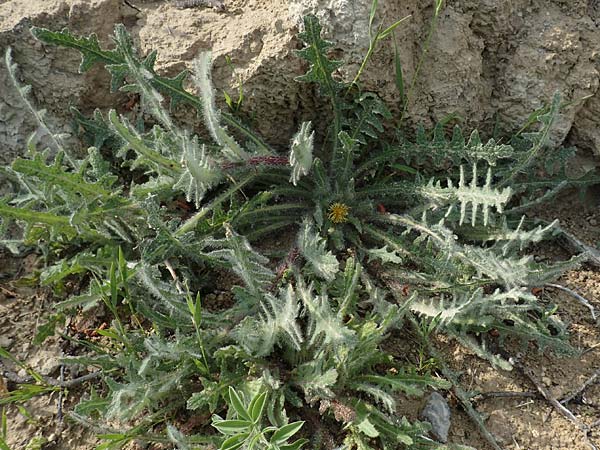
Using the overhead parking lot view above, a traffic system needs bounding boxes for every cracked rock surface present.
[1,0,599,175]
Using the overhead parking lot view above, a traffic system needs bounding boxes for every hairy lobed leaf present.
[297,220,339,281]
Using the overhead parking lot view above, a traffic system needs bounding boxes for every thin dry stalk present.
[164,259,184,294]
[515,360,598,450]
[475,391,537,401]
[546,283,597,321]
[560,369,600,405]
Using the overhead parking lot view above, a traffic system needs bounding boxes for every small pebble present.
[0,336,13,348]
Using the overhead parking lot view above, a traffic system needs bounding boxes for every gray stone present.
[421,391,451,443]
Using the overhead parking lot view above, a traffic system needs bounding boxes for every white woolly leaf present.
[166,425,190,450]
[420,165,512,226]
[5,48,76,167]
[233,284,303,356]
[289,121,314,185]
[203,224,274,295]
[495,217,558,255]
[392,215,584,289]
[410,287,540,327]
[120,44,174,132]
[173,136,222,207]
[297,279,355,349]
[192,52,249,162]
[367,246,402,265]
[297,220,339,281]
[295,361,338,404]
[353,384,396,413]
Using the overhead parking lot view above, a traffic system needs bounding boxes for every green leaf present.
[33,313,65,345]
[368,0,378,39]
[108,110,179,175]
[24,436,48,450]
[220,433,249,450]
[349,93,391,145]
[186,292,202,326]
[356,372,450,397]
[212,419,253,435]
[31,27,120,72]
[357,416,379,438]
[228,387,252,421]
[12,154,111,199]
[248,391,267,423]
[502,92,562,186]
[71,107,117,150]
[378,16,411,40]
[392,33,405,105]
[334,131,357,187]
[296,14,344,151]
[279,439,309,450]
[390,163,417,174]
[270,421,304,445]
[295,15,343,93]
[223,90,233,109]
[32,24,271,151]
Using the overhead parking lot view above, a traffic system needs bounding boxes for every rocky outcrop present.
[0,0,125,170]
[1,0,599,168]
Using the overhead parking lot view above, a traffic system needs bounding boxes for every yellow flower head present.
[328,202,350,224]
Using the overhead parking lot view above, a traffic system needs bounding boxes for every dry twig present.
[514,359,597,450]
[57,365,65,422]
[583,342,600,356]
[558,227,600,269]
[164,259,185,294]
[0,358,102,388]
[0,285,17,297]
[402,314,504,450]
[475,391,538,401]
[122,0,142,12]
[546,283,597,321]
[560,369,600,405]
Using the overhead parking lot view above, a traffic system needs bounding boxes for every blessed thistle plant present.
[0,10,597,450]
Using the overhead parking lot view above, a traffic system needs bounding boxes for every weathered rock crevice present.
[1,0,599,173]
